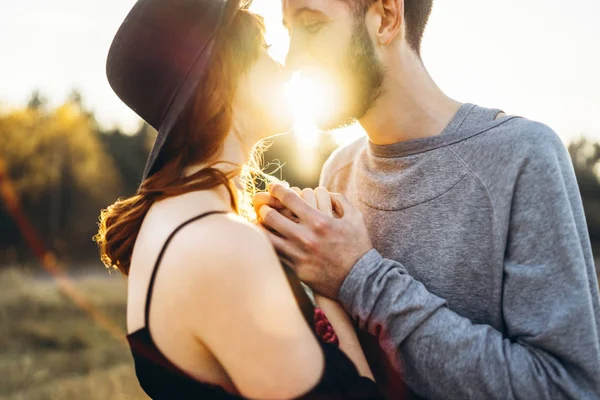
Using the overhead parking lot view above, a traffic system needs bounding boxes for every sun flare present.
[285,72,323,149]
[250,1,366,152]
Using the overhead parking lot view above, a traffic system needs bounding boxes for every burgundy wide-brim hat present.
[106,0,241,184]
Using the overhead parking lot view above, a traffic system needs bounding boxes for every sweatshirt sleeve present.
[338,137,600,399]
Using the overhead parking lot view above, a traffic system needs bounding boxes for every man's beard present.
[318,18,386,130]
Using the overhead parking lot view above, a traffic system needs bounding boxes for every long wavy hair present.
[95,6,273,276]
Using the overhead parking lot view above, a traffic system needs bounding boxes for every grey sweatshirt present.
[319,104,600,400]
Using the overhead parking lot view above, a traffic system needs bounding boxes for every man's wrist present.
[337,248,382,306]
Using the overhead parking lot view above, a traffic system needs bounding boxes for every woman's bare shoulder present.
[170,214,325,399]
[165,213,279,279]
[140,209,326,398]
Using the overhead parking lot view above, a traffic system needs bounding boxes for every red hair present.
[95,8,267,275]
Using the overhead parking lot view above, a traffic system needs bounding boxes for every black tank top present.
[127,211,384,399]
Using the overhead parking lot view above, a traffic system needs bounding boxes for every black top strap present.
[281,263,316,331]
[144,211,228,326]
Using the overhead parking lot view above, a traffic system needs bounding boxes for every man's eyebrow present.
[282,6,323,27]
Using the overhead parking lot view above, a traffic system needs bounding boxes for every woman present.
[95,0,382,398]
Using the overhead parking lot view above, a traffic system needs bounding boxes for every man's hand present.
[255,183,373,299]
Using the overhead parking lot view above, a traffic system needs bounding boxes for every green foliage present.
[569,137,600,254]
[0,93,156,266]
[26,90,47,110]
[99,124,155,196]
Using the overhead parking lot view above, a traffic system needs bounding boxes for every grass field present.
[0,268,148,400]
[3,263,598,400]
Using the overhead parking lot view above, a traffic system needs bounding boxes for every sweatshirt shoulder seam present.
[444,145,503,245]
[358,173,469,212]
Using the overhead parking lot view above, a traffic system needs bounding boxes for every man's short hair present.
[350,0,433,55]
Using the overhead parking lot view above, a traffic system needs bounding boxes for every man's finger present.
[259,204,304,240]
[254,192,299,222]
[268,183,320,221]
[330,193,353,218]
[259,226,303,262]
[301,188,317,209]
[314,187,333,217]
[280,208,298,222]
[291,187,302,195]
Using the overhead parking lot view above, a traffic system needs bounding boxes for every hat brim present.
[140,0,241,185]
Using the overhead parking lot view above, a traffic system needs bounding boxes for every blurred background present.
[1,0,599,399]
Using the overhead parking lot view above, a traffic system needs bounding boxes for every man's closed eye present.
[304,21,327,34]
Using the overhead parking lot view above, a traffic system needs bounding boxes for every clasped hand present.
[253,183,373,299]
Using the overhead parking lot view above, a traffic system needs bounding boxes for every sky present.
[1,0,599,145]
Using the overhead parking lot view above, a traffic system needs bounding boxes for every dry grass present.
[0,268,148,400]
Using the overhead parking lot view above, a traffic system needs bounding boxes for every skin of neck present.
[359,38,463,146]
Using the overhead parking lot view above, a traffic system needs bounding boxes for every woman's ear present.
[373,0,403,46]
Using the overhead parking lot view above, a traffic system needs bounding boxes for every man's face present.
[282,0,385,130]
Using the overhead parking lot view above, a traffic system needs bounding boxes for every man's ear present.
[372,0,403,46]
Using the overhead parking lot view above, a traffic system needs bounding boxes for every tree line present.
[0,91,598,268]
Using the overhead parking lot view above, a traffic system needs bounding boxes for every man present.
[254,0,600,399]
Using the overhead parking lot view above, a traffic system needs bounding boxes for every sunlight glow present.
[250,1,366,154]
[2,0,599,144]
[285,72,323,150]
[284,72,320,177]
[333,124,367,147]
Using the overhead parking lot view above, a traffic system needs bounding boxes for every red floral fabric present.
[313,307,340,347]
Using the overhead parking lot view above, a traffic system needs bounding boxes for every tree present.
[99,123,155,196]
[26,90,47,110]
[0,92,123,265]
[569,137,600,256]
